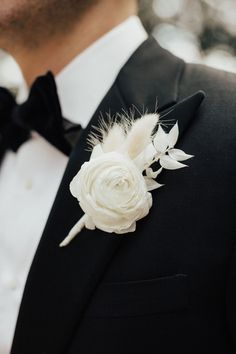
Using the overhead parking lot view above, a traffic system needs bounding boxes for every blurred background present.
[1,0,236,91]
[139,0,236,69]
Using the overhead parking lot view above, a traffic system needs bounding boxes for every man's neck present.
[10,1,137,87]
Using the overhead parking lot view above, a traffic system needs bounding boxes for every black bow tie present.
[0,71,82,164]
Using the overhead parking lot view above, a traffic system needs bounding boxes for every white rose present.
[70,151,152,234]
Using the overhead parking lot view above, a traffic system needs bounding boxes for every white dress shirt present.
[0,16,147,353]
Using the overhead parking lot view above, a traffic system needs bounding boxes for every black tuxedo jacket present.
[11,36,236,354]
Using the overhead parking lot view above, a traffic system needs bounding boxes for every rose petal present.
[85,216,96,230]
[116,222,136,234]
[69,175,79,198]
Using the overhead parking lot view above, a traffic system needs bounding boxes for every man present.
[0,0,235,353]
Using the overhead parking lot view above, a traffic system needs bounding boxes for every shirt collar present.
[56,16,147,127]
[17,16,147,128]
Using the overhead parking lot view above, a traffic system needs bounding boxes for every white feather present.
[102,124,125,152]
[120,114,159,159]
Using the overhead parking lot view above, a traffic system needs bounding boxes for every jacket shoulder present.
[176,62,236,182]
[179,62,236,110]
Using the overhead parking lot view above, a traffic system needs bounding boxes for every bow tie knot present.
[0,72,82,164]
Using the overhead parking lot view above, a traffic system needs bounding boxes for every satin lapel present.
[11,37,205,354]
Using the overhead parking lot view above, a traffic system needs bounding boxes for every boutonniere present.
[60,113,193,247]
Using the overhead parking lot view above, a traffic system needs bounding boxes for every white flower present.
[60,113,193,247]
[153,124,193,170]
[70,151,152,235]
